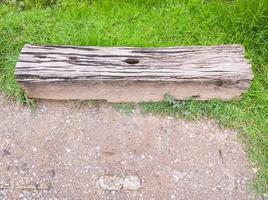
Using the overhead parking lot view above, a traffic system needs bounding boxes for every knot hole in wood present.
[124,58,139,65]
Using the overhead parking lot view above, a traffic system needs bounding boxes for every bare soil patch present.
[0,95,258,199]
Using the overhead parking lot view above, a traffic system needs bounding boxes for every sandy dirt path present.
[0,94,258,199]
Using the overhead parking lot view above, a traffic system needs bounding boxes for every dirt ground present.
[0,94,259,200]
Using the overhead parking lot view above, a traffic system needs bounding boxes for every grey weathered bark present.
[15,44,253,102]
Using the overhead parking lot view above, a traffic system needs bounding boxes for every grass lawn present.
[0,0,267,194]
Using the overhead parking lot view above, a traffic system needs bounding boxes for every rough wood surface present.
[15,44,253,102]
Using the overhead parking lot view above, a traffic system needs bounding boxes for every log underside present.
[16,44,253,102]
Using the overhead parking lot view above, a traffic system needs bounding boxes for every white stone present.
[97,175,141,191]
[123,176,141,190]
[32,146,37,152]
[97,176,123,191]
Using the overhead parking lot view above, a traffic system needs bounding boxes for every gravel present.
[0,94,260,199]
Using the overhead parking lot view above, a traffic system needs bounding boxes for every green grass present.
[0,0,267,194]
[113,103,135,116]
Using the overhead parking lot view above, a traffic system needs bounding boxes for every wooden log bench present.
[15,44,253,102]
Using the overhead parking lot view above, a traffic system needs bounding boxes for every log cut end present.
[15,44,253,102]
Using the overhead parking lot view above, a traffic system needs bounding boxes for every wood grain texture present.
[15,44,253,102]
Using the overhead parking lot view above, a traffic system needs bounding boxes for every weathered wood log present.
[15,44,253,102]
